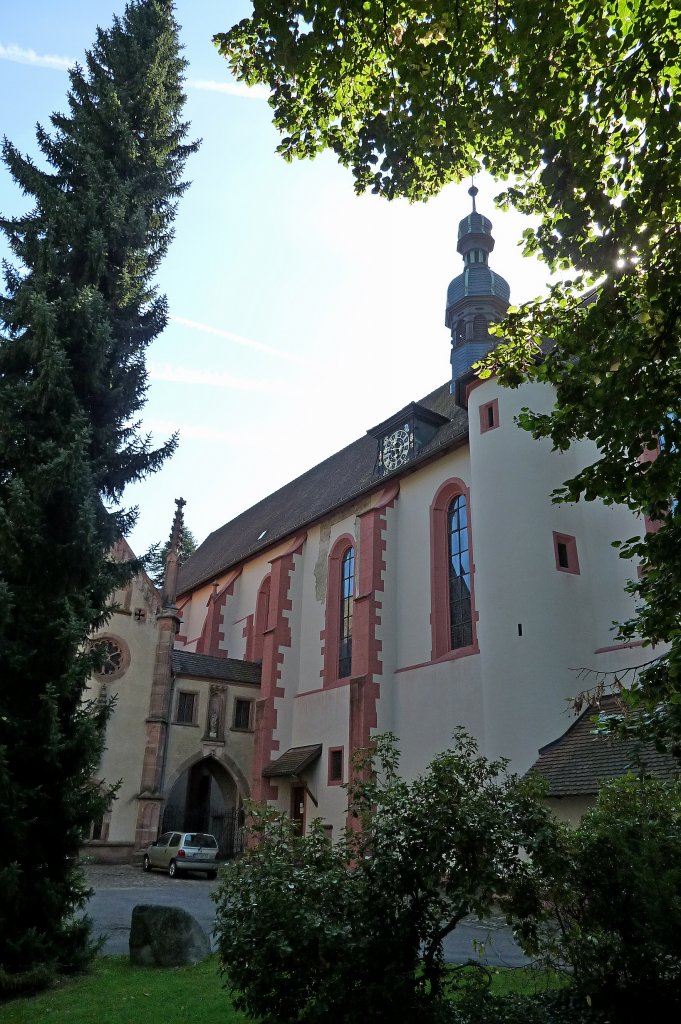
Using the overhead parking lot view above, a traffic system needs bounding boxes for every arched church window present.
[338,547,355,678]
[429,479,478,660]
[473,315,488,341]
[448,495,472,649]
[253,574,271,662]
[323,535,356,686]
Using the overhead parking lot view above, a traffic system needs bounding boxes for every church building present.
[84,192,664,860]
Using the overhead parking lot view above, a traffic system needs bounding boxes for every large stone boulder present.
[129,904,211,966]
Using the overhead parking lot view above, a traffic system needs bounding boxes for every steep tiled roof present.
[171,650,261,685]
[531,695,679,796]
[178,381,468,594]
[262,744,323,778]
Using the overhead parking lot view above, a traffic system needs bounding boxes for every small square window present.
[233,698,253,731]
[176,691,197,724]
[553,532,580,575]
[328,747,344,785]
[479,399,499,434]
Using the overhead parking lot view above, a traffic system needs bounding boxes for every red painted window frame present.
[479,398,499,434]
[430,478,479,660]
[553,532,580,575]
[327,746,344,786]
[322,534,356,687]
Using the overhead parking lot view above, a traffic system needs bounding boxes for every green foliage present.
[540,773,681,1018]
[448,987,606,1024]
[0,0,197,981]
[216,0,681,749]
[146,527,198,588]
[214,731,562,1024]
[0,964,55,1000]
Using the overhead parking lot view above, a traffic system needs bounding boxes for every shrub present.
[542,773,681,1019]
[213,731,561,1024]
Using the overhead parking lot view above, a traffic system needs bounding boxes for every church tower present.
[446,185,510,398]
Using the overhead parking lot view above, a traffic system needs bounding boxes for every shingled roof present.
[262,744,323,778]
[531,695,679,797]
[178,381,468,594]
[171,650,261,685]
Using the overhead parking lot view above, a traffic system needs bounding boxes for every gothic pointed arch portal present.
[161,755,246,858]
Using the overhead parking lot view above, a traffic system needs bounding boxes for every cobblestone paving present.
[83,864,526,964]
[83,863,217,890]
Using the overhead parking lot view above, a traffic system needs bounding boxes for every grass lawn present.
[0,957,567,1024]
[0,956,251,1024]
[476,965,568,997]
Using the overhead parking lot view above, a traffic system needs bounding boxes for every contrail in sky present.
[168,315,305,365]
[0,42,74,70]
[0,43,267,100]
[149,362,279,392]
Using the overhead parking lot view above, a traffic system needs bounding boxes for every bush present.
[542,773,681,1019]
[213,731,561,1024]
[450,988,609,1024]
[0,963,54,999]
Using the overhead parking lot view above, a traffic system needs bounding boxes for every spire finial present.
[161,498,186,608]
[468,179,478,213]
[168,497,186,556]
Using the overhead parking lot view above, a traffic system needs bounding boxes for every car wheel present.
[206,870,217,881]
[168,860,178,879]
[142,855,152,873]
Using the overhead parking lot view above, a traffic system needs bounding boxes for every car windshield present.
[184,833,217,848]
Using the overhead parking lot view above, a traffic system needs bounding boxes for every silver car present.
[142,831,219,879]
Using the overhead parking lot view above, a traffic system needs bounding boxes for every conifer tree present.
[147,527,198,588]
[0,0,197,983]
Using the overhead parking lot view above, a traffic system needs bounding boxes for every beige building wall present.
[467,378,647,774]
[163,675,256,803]
[84,547,259,861]
[86,566,160,858]
[545,795,594,827]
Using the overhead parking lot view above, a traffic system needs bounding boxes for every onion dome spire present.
[445,188,511,398]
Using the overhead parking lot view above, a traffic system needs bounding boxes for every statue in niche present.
[208,689,221,739]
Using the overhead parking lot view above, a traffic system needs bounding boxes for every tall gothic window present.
[253,574,271,662]
[448,495,472,649]
[338,547,355,678]
[323,535,356,687]
[430,479,478,659]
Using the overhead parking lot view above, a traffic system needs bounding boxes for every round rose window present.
[91,636,129,680]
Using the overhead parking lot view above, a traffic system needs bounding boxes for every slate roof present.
[531,695,679,797]
[178,381,468,594]
[262,744,323,778]
[171,650,261,685]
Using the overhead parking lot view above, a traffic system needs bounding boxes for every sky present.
[0,1,552,555]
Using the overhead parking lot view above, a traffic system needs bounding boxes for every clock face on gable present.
[382,426,411,471]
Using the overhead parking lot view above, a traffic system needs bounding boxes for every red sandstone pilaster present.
[133,606,180,849]
[251,534,306,803]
